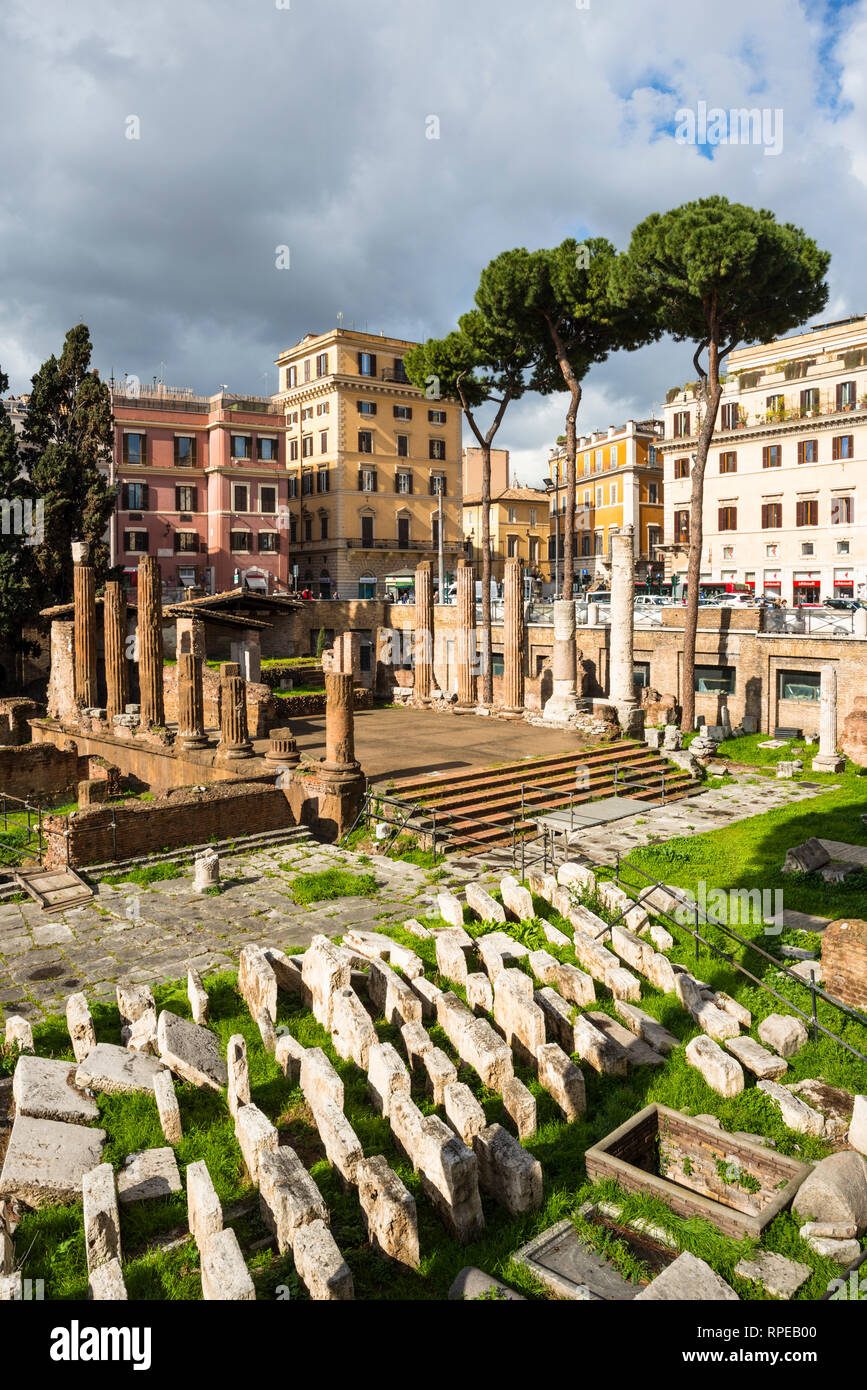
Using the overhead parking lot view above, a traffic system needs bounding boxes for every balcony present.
[381,366,409,384]
[344,537,463,552]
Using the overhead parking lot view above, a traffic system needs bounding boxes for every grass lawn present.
[283,866,379,906]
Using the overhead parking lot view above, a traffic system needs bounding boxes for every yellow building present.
[547,419,664,589]
[273,329,463,598]
[461,447,551,584]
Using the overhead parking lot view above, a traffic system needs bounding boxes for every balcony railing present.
[381,367,410,384]
[344,537,463,552]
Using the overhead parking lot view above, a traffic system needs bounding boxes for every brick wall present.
[162,664,280,738]
[0,699,40,746]
[42,780,295,868]
[0,742,81,801]
[821,918,867,1012]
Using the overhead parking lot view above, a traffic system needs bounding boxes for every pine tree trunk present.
[480,442,493,704]
[681,338,723,734]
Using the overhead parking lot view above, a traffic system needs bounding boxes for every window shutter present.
[121,483,129,510]
[356,400,363,413]
[439,478,447,497]
[372,471,378,492]
[189,487,197,511]
[357,351,363,373]
[718,507,725,530]
[141,484,149,510]
[407,471,413,495]
[358,470,364,491]
[370,354,377,377]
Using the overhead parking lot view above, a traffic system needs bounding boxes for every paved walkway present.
[0,835,477,1025]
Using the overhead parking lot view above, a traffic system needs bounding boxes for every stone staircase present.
[383,743,700,855]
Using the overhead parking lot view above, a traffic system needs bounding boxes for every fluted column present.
[177,652,207,750]
[137,555,165,727]
[503,556,525,713]
[812,662,845,772]
[456,560,476,708]
[609,526,636,707]
[323,671,359,774]
[103,581,129,722]
[73,543,97,709]
[218,661,253,758]
[414,561,434,703]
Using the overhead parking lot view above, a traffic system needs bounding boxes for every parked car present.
[823,597,859,611]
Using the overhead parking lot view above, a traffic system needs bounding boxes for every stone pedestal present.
[103,582,129,723]
[322,671,360,778]
[542,600,580,723]
[73,557,98,710]
[218,664,253,760]
[413,562,435,704]
[502,557,525,715]
[193,850,220,893]
[177,652,208,750]
[812,663,846,773]
[455,561,476,709]
[230,631,262,685]
[265,727,300,768]
[137,556,165,728]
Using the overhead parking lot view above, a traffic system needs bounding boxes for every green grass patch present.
[284,867,379,906]
[101,863,183,888]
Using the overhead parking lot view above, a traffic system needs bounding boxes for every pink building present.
[109,384,290,600]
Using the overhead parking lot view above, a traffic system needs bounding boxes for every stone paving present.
[0,835,478,1026]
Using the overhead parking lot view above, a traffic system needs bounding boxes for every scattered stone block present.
[543,922,570,948]
[330,987,377,1070]
[557,861,596,892]
[153,1069,182,1145]
[237,945,278,1026]
[566,902,610,939]
[606,966,642,1003]
[493,970,545,1062]
[424,1046,457,1105]
[464,1017,514,1091]
[529,951,594,1006]
[476,931,528,980]
[403,918,432,939]
[466,970,494,1017]
[400,1020,433,1073]
[234,1103,278,1184]
[256,1007,276,1056]
[757,1012,809,1058]
[644,922,675,953]
[75,1043,166,1096]
[368,1042,410,1117]
[500,874,534,922]
[292,1219,354,1300]
[613,1001,680,1054]
[436,891,467,932]
[367,957,423,1026]
[409,974,442,1020]
[610,924,654,976]
[645,950,679,994]
[473,1123,542,1213]
[300,1047,344,1115]
[502,1075,536,1139]
[572,930,620,985]
[301,935,351,1029]
[436,930,469,987]
[535,987,575,1052]
[784,838,830,874]
[792,1151,867,1233]
[66,993,96,1063]
[386,941,424,978]
[389,1092,425,1167]
[357,1154,420,1268]
[4,1017,33,1053]
[465,881,506,923]
[714,992,751,1028]
[186,1159,223,1252]
[850,1095,867,1156]
[527,870,558,902]
[573,1014,627,1077]
[187,969,209,1026]
[435,991,477,1054]
[725,1035,788,1081]
[443,1081,486,1147]
[82,1163,122,1270]
[800,1220,857,1240]
[226,1034,250,1119]
[586,1011,664,1068]
[788,1080,854,1138]
[806,1235,860,1264]
[313,1096,363,1186]
[201,1226,255,1301]
[263,946,303,995]
[258,1147,327,1253]
[417,1115,484,1241]
[0,1117,105,1206]
[117,984,156,1047]
[634,1251,739,1301]
[685,1035,744,1097]
[117,1147,182,1204]
[157,1011,226,1092]
[448,1266,525,1300]
[13,1055,98,1125]
[734,1251,811,1299]
[88,1257,127,1301]
[537,1043,585,1121]
[275,1030,305,1083]
[757,1079,825,1136]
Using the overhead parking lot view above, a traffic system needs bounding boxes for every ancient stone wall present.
[821,918,867,1012]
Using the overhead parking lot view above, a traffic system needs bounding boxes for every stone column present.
[323,670,360,775]
[137,555,165,727]
[103,581,129,723]
[413,561,435,703]
[502,557,525,715]
[177,652,207,750]
[265,726,300,768]
[812,662,845,772]
[72,542,97,709]
[609,526,636,706]
[218,661,253,759]
[455,560,476,709]
[542,600,579,724]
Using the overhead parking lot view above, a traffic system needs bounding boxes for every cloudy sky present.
[2,0,866,484]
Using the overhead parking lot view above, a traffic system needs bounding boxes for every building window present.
[595,486,603,507]
[301,406,313,421]
[836,380,857,409]
[797,439,818,464]
[766,394,785,415]
[528,536,539,563]
[694,666,736,694]
[609,446,617,466]
[174,531,199,554]
[174,435,196,466]
[507,535,518,557]
[529,507,537,526]
[358,468,377,493]
[316,402,329,416]
[316,352,328,376]
[301,435,313,458]
[647,445,658,464]
[289,440,299,462]
[674,510,690,542]
[672,411,691,438]
[762,445,782,468]
[122,481,149,511]
[301,471,314,496]
[594,449,603,471]
[633,661,651,690]
[429,474,446,496]
[289,514,297,544]
[719,451,737,474]
[260,485,277,514]
[316,469,329,494]
[429,439,446,461]
[396,470,413,494]
[123,529,148,553]
[765,544,778,558]
[319,431,328,454]
[778,670,821,702]
[837,539,850,555]
[394,405,412,421]
[358,430,373,454]
[231,435,251,460]
[286,365,297,389]
[175,484,196,513]
[428,408,446,424]
[718,506,737,531]
[801,542,814,556]
[304,516,313,542]
[123,433,146,465]
[358,352,376,377]
[722,546,734,561]
[230,531,252,553]
[507,506,517,523]
[721,402,739,429]
[396,435,409,457]
[800,387,820,414]
[233,484,249,512]
[647,482,659,503]
[257,437,278,461]
[610,482,618,504]
[593,531,603,555]
[831,495,853,525]
[761,503,782,528]
[303,359,311,383]
[259,531,279,552]
[796,499,818,526]
[674,457,690,479]
[358,401,377,417]
[832,434,855,460]
[320,515,328,540]
[287,474,298,499]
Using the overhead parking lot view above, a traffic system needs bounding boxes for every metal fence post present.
[520,825,525,880]
[810,970,818,1042]
[431,808,437,864]
[694,904,700,964]
[112,808,117,862]
[65,827,70,868]
[661,771,665,806]
[520,783,525,821]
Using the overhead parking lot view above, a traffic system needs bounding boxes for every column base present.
[215,743,254,764]
[811,754,845,773]
[319,759,363,781]
[179,734,209,751]
[542,685,580,724]
[610,702,645,739]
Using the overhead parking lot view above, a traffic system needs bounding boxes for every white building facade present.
[661,316,867,604]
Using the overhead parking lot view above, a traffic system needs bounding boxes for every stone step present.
[391,742,650,798]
